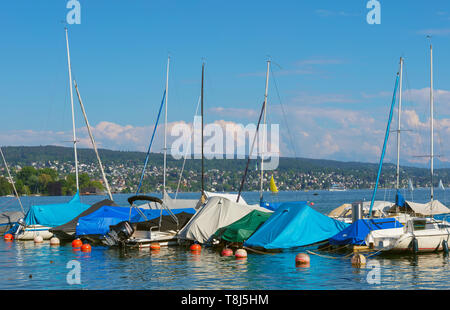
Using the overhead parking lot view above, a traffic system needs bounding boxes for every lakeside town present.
[1,151,448,196]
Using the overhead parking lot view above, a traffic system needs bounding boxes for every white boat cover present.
[177,196,272,244]
[204,191,249,205]
[137,190,201,210]
[403,200,450,216]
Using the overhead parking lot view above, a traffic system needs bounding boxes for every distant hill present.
[0,145,448,192]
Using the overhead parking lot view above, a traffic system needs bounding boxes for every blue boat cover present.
[244,202,348,249]
[329,218,403,246]
[75,206,195,236]
[260,200,306,211]
[24,192,91,227]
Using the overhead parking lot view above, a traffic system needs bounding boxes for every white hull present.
[366,218,450,253]
[15,225,54,240]
[125,230,179,248]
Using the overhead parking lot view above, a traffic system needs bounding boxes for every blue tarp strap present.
[136,90,166,194]
[368,73,400,218]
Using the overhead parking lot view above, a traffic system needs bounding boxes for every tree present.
[0,176,12,196]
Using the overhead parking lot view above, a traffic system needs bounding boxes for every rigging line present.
[270,65,298,159]
[237,100,266,203]
[136,90,166,194]
[175,96,201,200]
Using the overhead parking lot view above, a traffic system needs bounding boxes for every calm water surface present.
[1,188,449,290]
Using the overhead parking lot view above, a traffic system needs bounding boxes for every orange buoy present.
[72,239,82,248]
[221,248,233,257]
[235,249,247,259]
[351,253,366,267]
[190,244,201,252]
[310,202,315,206]
[295,253,310,266]
[81,243,92,252]
[4,233,13,241]
[150,243,161,251]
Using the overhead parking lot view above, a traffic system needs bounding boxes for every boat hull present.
[15,225,54,240]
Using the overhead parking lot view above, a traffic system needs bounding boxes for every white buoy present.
[34,235,44,243]
[50,237,60,245]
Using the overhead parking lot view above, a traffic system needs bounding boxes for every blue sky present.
[0,0,449,167]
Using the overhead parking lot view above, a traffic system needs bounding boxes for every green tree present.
[0,176,12,196]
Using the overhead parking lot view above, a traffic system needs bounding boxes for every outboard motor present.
[102,221,134,246]
[351,202,363,223]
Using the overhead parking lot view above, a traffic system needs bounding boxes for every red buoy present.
[295,253,310,267]
[72,239,82,248]
[190,244,201,252]
[150,243,161,251]
[235,249,247,259]
[4,233,13,241]
[81,243,92,252]
[221,248,233,257]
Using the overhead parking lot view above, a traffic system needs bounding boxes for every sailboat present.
[439,179,445,190]
[0,147,25,235]
[366,45,450,254]
[102,57,197,248]
[269,175,279,194]
[13,28,116,241]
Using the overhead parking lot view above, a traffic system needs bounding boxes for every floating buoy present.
[50,237,60,246]
[72,239,82,248]
[351,253,366,267]
[190,244,201,252]
[81,243,91,252]
[443,240,449,254]
[235,249,247,259]
[221,248,233,257]
[295,253,310,266]
[150,243,161,251]
[34,235,43,243]
[4,233,13,241]
[310,202,315,206]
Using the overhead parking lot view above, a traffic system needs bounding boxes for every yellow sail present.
[269,175,278,194]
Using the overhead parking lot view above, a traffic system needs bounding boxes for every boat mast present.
[201,62,205,199]
[0,147,25,214]
[65,27,79,192]
[260,60,270,202]
[73,80,113,201]
[430,43,434,204]
[396,57,403,190]
[163,56,170,194]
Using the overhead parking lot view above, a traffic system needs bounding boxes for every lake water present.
[1,188,449,290]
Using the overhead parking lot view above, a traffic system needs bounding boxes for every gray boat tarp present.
[49,199,118,238]
[177,196,272,244]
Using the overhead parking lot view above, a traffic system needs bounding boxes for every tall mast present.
[0,147,25,214]
[396,57,403,190]
[73,81,113,201]
[430,43,434,203]
[201,62,205,197]
[65,27,79,192]
[163,56,170,193]
[260,60,270,202]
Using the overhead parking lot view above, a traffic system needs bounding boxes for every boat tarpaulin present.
[24,192,90,227]
[177,196,272,244]
[244,202,348,249]
[49,199,118,236]
[213,210,272,243]
[329,218,403,246]
[75,206,195,236]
